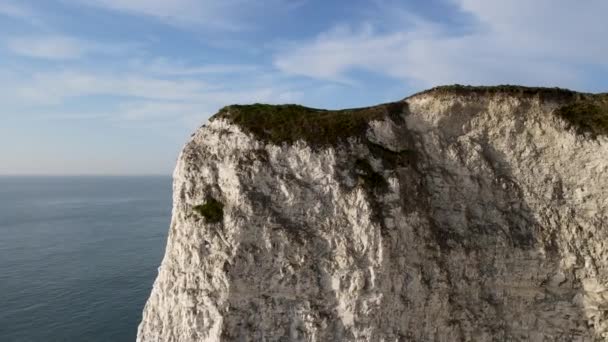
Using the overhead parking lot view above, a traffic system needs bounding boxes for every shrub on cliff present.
[193,198,224,224]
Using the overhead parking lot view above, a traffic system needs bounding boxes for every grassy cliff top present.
[413,85,608,136]
[212,86,608,144]
[556,94,608,137]
[410,84,583,100]
[213,102,405,146]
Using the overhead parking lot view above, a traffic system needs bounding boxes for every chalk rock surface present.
[138,86,608,341]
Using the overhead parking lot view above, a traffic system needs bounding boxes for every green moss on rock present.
[555,94,608,137]
[193,198,224,223]
[213,102,406,146]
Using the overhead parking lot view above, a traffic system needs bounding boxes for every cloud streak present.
[130,58,259,76]
[6,35,91,60]
[3,70,211,105]
[0,1,31,18]
[274,0,608,89]
[0,0,45,26]
[3,33,140,60]
[67,0,303,30]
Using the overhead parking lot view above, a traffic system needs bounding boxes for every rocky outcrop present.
[137,86,608,341]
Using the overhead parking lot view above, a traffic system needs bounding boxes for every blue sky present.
[1,0,607,175]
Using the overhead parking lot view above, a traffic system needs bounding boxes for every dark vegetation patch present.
[412,84,581,101]
[193,197,224,223]
[367,142,416,169]
[352,158,394,238]
[354,159,388,192]
[555,94,608,137]
[213,102,408,146]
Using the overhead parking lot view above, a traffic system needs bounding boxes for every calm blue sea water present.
[0,176,171,342]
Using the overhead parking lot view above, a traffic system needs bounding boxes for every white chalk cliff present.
[137,86,608,341]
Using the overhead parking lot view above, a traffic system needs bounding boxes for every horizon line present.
[0,174,172,177]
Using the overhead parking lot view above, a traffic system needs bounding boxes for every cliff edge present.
[137,85,608,341]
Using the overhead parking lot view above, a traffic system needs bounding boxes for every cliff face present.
[137,86,608,342]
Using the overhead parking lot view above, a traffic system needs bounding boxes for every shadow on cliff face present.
[367,108,593,340]
[218,187,352,341]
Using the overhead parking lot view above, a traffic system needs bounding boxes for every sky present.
[1,0,607,175]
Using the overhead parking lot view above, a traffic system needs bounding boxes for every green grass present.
[213,102,406,146]
[193,198,224,223]
[555,94,608,137]
[413,84,580,101]
[212,86,608,146]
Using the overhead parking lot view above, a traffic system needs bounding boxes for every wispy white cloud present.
[0,66,303,125]
[2,70,211,105]
[274,0,608,89]
[72,0,225,28]
[274,24,413,85]
[67,0,303,30]
[4,35,138,60]
[0,1,31,18]
[130,58,259,76]
[6,35,89,60]
[0,0,45,26]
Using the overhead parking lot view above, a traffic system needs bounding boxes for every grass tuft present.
[555,94,608,137]
[193,198,224,224]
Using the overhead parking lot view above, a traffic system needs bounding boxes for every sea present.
[0,176,172,342]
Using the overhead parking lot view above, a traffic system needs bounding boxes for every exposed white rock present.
[138,90,608,341]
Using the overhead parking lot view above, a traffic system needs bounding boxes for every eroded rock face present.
[138,88,608,341]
